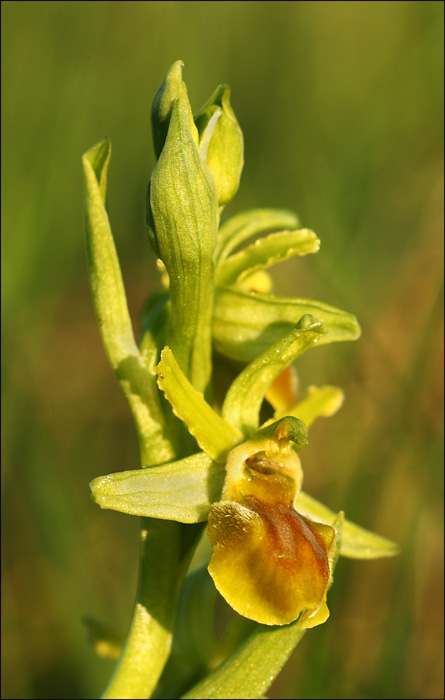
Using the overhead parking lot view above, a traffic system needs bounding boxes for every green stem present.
[102,519,203,699]
[101,519,179,699]
[182,621,306,700]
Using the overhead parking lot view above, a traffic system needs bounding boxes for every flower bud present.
[194,85,244,206]
[146,64,218,391]
[151,60,199,159]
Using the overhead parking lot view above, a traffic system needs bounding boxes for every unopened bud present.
[194,85,244,206]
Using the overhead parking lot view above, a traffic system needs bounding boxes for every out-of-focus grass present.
[2,2,443,698]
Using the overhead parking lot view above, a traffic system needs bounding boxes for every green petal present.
[295,491,400,559]
[271,384,345,428]
[213,286,361,363]
[216,229,320,286]
[90,452,225,523]
[156,347,242,460]
[216,208,299,262]
[222,315,326,435]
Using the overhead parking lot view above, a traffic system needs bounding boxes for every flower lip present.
[245,496,330,570]
[207,493,335,626]
[207,432,337,627]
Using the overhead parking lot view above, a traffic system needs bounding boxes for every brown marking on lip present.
[244,495,330,574]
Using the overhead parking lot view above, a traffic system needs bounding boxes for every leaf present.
[295,491,400,559]
[82,138,136,369]
[156,347,242,460]
[216,208,300,262]
[213,286,361,362]
[90,452,225,523]
[222,315,326,435]
[216,229,320,286]
[82,139,174,466]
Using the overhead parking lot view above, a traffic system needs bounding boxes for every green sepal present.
[216,208,300,263]
[138,291,189,456]
[82,138,174,467]
[270,384,345,427]
[90,452,225,523]
[295,491,400,559]
[156,347,242,461]
[213,286,361,362]
[194,84,244,206]
[216,229,320,286]
[222,315,326,435]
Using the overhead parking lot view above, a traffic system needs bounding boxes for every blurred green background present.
[2,1,443,698]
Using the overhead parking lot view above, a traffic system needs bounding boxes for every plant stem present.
[182,621,306,700]
[102,518,202,699]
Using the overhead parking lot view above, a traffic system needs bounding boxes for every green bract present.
[83,60,398,699]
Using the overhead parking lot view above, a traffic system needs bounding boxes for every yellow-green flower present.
[207,433,336,627]
[90,342,398,631]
